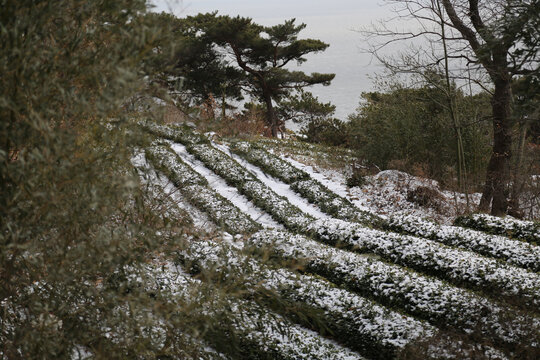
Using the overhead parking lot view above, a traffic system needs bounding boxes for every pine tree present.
[189,13,335,136]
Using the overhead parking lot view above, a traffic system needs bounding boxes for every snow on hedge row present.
[230,141,377,225]
[139,262,363,360]
[184,143,314,231]
[181,239,434,359]
[230,141,310,183]
[229,140,540,273]
[455,213,540,245]
[385,215,540,272]
[225,301,365,360]
[247,230,540,349]
[142,121,206,146]
[291,179,365,221]
[145,145,260,234]
[309,218,540,307]
[125,262,231,359]
[168,138,540,302]
[132,151,198,225]
[188,144,254,186]
[146,145,208,187]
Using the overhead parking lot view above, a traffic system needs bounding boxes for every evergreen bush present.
[0,2,247,357]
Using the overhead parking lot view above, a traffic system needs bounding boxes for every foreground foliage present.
[0,2,251,357]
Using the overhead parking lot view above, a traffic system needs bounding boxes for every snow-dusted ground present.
[280,156,481,225]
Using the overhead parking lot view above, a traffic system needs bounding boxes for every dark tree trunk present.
[479,77,513,216]
[508,122,528,218]
[263,91,279,137]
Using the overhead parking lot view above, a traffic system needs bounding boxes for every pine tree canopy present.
[185,12,335,136]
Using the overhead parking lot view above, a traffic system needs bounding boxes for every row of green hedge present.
[145,144,260,234]
[385,214,540,272]
[455,213,540,245]
[142,121,207,146]
[180,239,434,359]
[247,230,540,352]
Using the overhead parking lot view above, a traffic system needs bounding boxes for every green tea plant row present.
[136,261,363,360]
[182,143,314,232]
[229,141,376,225]
[142,121,206,146]
[455,213,540,245]
[385,215,540,272]
[133,151,194,226]
[220,300,364,360]
[230,141,540,273]
[254,137,359,168]
[171,136,540,307]
[247,230,539,352]
[309,218,540,307]
[179,239,435,359]
[145,144,260,234]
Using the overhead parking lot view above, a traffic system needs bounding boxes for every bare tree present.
[361,0,540,216]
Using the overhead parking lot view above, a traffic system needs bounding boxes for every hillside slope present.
[135,122,540,359]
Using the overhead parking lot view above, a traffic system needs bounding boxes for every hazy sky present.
[150,0,387,19]
[149,0,394,118]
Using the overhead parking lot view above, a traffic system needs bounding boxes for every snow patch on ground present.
[280,155,481,225]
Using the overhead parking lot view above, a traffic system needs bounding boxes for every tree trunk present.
[263,91,279,137]
[508,121,528,218]
[479,77,513,216]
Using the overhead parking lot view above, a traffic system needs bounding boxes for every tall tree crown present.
[185,12,335,136]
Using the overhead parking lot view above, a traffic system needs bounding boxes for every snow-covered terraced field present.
[138,123,540,359]
[228,141,540,273]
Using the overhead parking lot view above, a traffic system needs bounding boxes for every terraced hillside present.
[135,122,540,359]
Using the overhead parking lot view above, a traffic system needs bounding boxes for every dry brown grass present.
[163,104,192,124]
[162,100,270,138]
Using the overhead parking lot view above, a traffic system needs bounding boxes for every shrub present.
[346,163,369,188]
[406,186,445,211]
[300,117,350,147]
[345,81,492,189]
[0,2,246,357]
